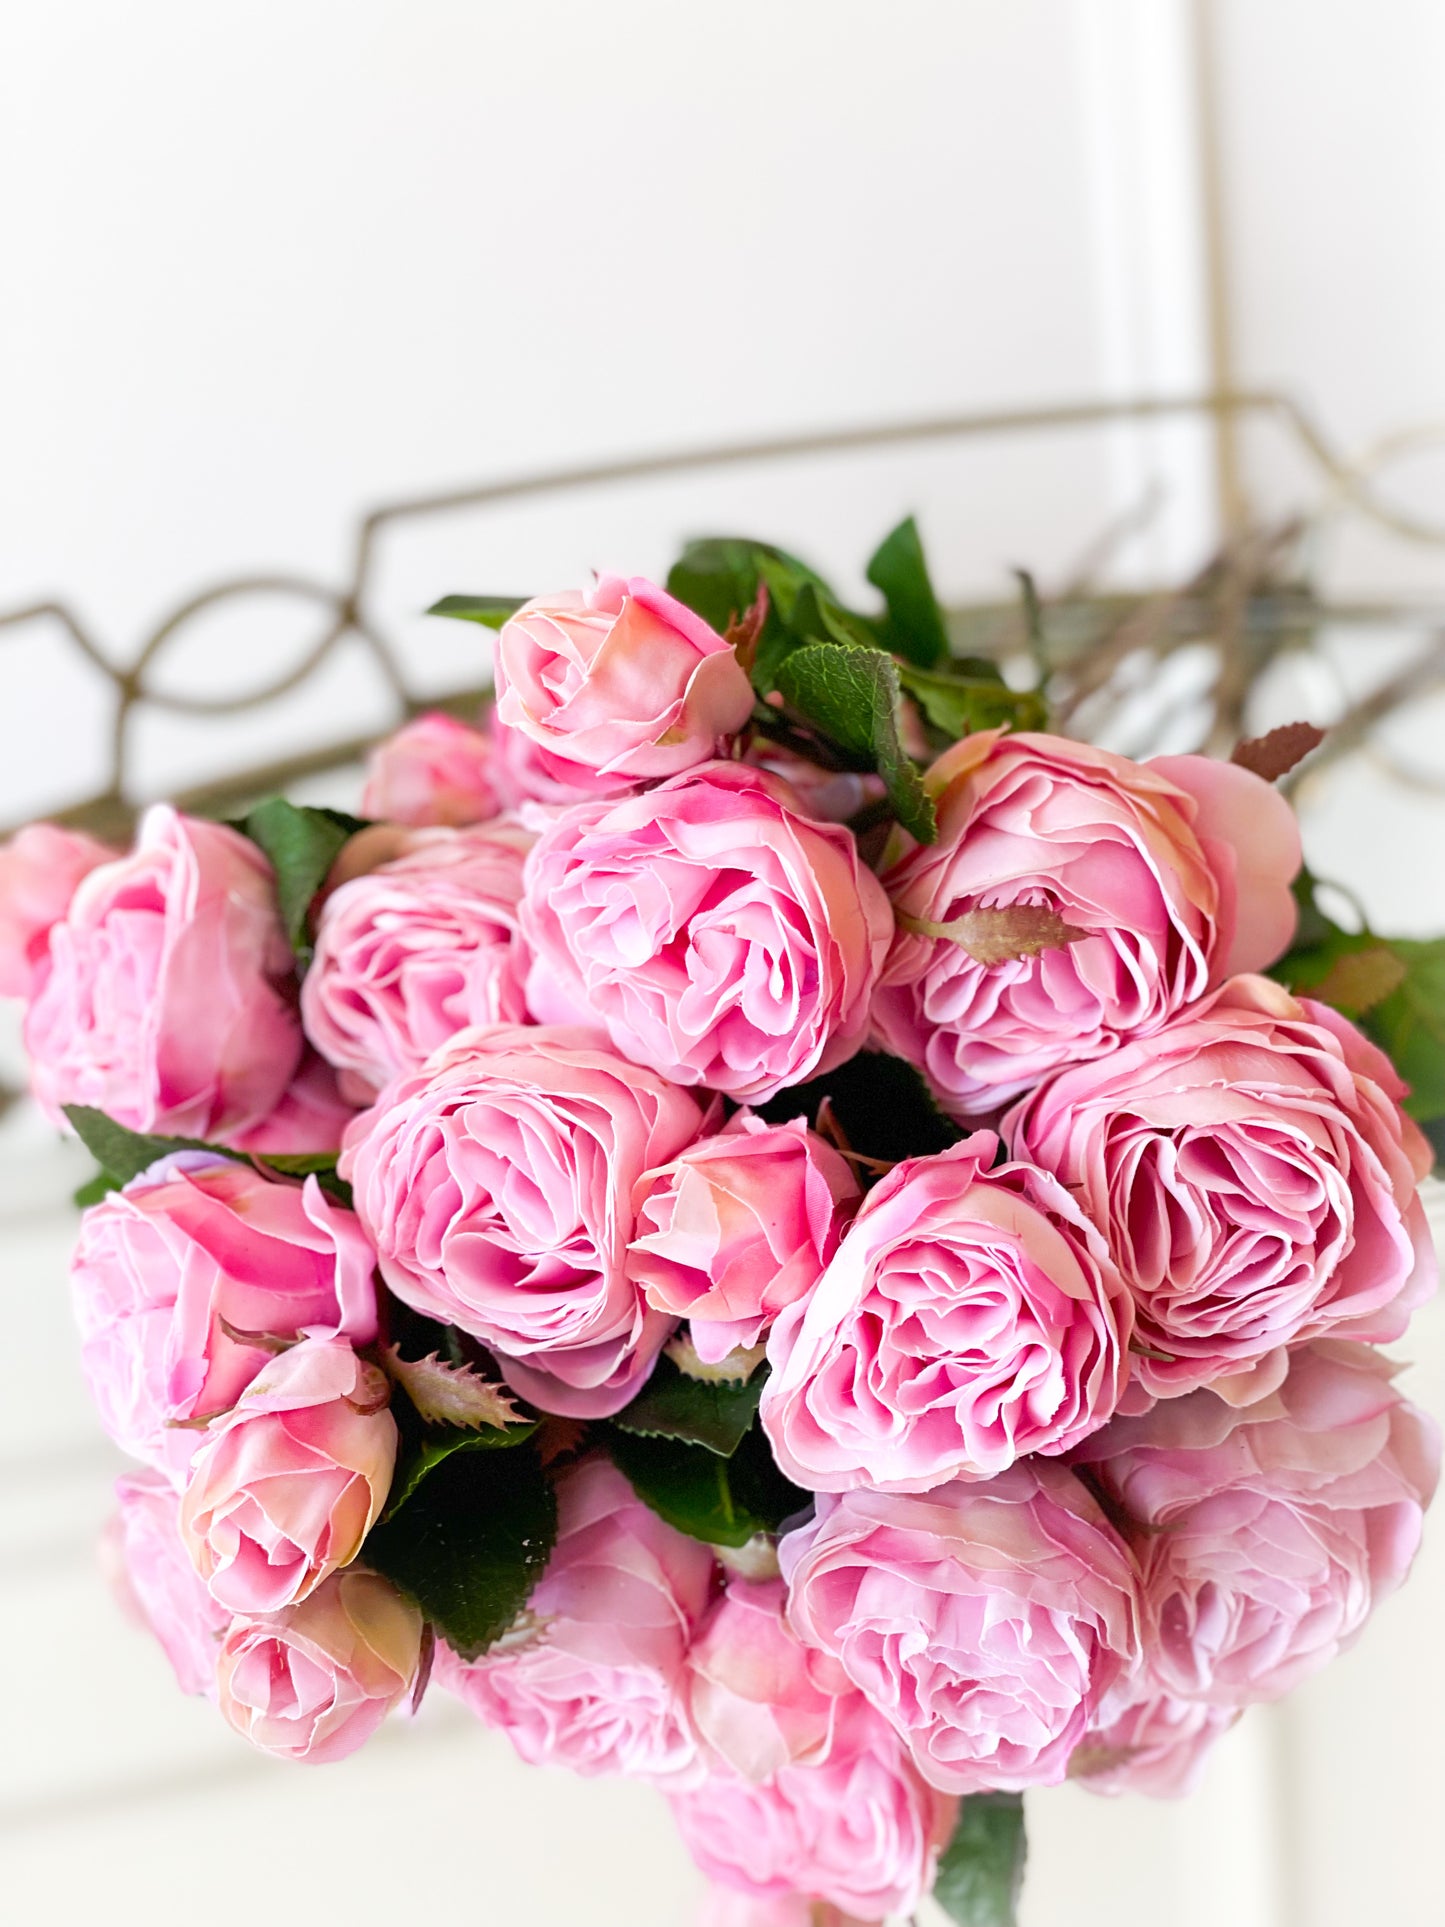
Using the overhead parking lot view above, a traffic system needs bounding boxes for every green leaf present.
[64,1106,238,1187]
[667,538,833,636]
[237,798,367,960]
[777,643,936,843]
[1365,937,1445,1121]
[933,1792,1028,1927]
[898,662,1048,740]
[756,1048,962,1164]
[604,1423,808,1548]
[363,1440,556,1660]
[382,1419,541,1521]
[865,515,950,669]
[253,1150,353,1206]
[426,594,528,629]
[73,1169,123,1208]
[612,1354,767,1457]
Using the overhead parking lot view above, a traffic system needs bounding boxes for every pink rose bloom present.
[761,1134,1132,1492]
[217,1567,422,1763]
[1007,974,1437,1399]
[494,575,754,795]
[106,1467,230,1697]
[341,1025,704,1416]
[24,805,302,1138]
[671,1692,954,1921]
[1069,1688,1238,1798]
[872,731,1300,1119]
[743,741,887,826]
[488,707,606,811]
[1072,1341,1440,1705]
[180,1336,396,1614]
[521,763,893,1103]
[686,1578,853,1782]
[302,819,535,1099]
[697,1889,867,1927]
[360,711,501,826]
[628,1113,861,1364]
[437,1456,714,1784]
[0,822,113,999]
[71,1152,378,1475]
[227,1049,359,1155]
[780,1461,1141,1794]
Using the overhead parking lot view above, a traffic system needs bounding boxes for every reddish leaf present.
[901,903,1087,968]
[380,1346,526,1431]
[1231,721,1326,782]
[723,582,771,677]
[1309,944,1408,1017]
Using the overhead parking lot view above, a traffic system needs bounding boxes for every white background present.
[1,4,1443,1923]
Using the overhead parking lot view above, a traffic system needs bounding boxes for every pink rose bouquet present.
[23,525,1438,1925]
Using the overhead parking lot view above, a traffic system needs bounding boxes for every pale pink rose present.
[743,742,887,826]
[106,1468,230,1697]
[180,1336,396,1614]
[360,711,501,826]
[216,1567,422,1763]
[780,1461,1141,1794]
[437,1457,714,1784]
[302,819,535,1099]
[521,763,894,1103]
[1069,1688,1238,1798]
[71,1153,378,1475]
[697,1889,867,1927]
[686,1578,853,1782]
[24,805,302,1138]
[487,707,605,810]
[628,1113,861,1364]
[494,575,754,795]
[1007,974,1437,1399]
[872,731,1300,1120]
[227,1050,359,1155]
[761,1134,1132,1492]
[0,823,113,999]
[1072,1341,1440,1705]
[671,1693,955,1921]
[341,1025,704,1416]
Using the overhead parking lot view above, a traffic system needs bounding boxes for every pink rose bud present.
[105,1467,230,1697]
[1007,974,1438,1399]
[628,1113,861,1364]
[436,1457,715,1784]
[872,731,1301,1120]
[24,805,303,1138]
[341,1024,705,1417]
[1072,1341,1441,1706]
[71,1152,378,1475]
[742,741,887,826]
[216,1567,422,1763]
[494,575,755,794]
[780,1461,1141,1795]
[302,819,535,1099]
[180,1336,397,1614]
[762,1134,1132,1492]
[226,1050,360,1156]
[0,822,113,1000]
[670,1692,955,1922]
[686,1578,852,1783]
[360,711,502,827]
[1069,1688,1239,1798]
[521,763,893,1103]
